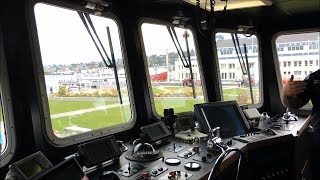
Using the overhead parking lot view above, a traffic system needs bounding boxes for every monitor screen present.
[147,125,165,138]
[82,139,112,166]
[194,101,249,138]
[78,136,122,168]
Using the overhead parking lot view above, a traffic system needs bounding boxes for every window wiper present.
[106,26,123,104]
[78,12,123,104]
[78,12,113,67]
[231,33,254,104]
[244,44,254,104]
[166,26,196,99]
[231,33,247,74]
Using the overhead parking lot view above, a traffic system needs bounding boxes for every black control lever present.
[282,108,298,123]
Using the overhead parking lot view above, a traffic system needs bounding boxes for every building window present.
[294,71,302,75]
[310,44,319,50]
[221,49,233,55]
[215,33,261,105]
[294,61,297,67]
[310,60,313,66]
[298,61,302,66]
[316,60,319,66]
[288,47,292,51]
[277,47,284,51]
[288,62,291,67]
[34,3,133,143]
[283,62,287,67]
[141,23,205,115]
[305,61,308,66]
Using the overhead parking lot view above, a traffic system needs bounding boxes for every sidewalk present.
[51,102,129,119]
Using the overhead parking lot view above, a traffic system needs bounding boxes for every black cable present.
[195,0,209,38]
[208,0,216,31]
[208,148,244,180]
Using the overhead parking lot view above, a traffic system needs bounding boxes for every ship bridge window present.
[34,3,133,144]
[140,23,205,116]
[215,33,262,106]
[275,31,320,109]
[0,26,15,167]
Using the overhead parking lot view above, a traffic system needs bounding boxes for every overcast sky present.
[35,3,198,66]
[35,3,257,67]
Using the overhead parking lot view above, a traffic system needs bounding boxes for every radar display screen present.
[147,125,165,138]
[194,101,249,138]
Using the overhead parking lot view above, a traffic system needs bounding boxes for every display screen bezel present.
[194,101,250,136]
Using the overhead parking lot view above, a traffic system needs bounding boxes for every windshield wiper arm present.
[166,26,189,67]
[243,44,254,104]
[166,26,196,98]
[106,26,123,104]
[231,33,247,74]
[78,12,123,104]
[183,30,196,99]
[78,12,113,67]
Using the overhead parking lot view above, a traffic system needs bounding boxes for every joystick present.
[282,108,298,122]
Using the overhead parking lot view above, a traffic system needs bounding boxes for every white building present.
[173,32,319,84]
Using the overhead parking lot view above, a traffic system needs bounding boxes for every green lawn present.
[222,87,260,103]
[151,86,203,96]
[49,100,117,114]
[154,99,204,115]
[52,105,131,133]
[48,87,260,135]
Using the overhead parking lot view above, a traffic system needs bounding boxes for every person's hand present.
[282,75,307,97]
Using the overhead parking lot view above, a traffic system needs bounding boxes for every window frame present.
[28,1,136,146]
[272,28,320,111]
[213,29,264,108]
[138,18,208,118]
[0,25,16,167]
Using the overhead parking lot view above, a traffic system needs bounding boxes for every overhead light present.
[185,0,272,11]
[172,11,191,27]
[83,0,111,11]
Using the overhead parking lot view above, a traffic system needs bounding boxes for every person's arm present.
[281,75,310,109]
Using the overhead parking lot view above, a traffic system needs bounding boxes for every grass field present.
[49,100,117,114]
[52,105,131,133]
[223,87,260,102]
[48,87,261,136]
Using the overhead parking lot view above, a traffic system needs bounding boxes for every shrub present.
[57,86,67,96]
